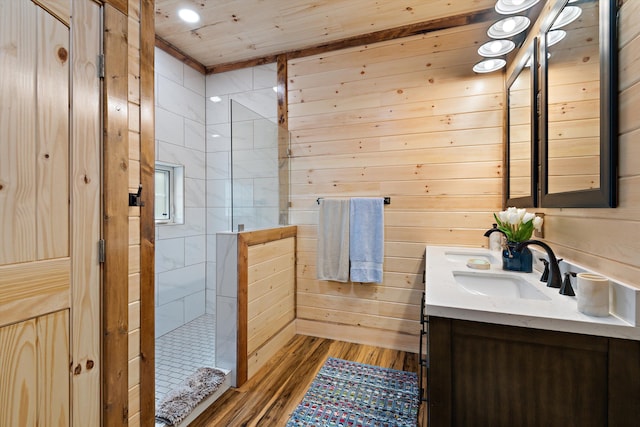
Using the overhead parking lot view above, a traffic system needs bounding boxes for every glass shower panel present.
[230,99,289,231]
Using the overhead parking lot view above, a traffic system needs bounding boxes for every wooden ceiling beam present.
[154,36,207,75]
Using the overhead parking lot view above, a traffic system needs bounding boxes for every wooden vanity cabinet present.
[427,316,640,427]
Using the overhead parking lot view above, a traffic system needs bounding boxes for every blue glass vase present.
[502,242,533,272]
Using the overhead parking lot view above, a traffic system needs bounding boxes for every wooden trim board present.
[102,4,130,424]
[139,0,156,424]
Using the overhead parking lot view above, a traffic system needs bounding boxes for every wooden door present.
[0,0,101,425]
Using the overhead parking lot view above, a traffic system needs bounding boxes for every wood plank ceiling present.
[154,0,503,72]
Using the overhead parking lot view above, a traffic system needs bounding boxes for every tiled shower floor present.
[155,313,216,403]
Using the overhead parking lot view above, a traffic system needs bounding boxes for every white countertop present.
[425,245,640,341]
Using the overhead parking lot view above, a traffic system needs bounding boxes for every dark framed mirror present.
[540,0,617,207]
[505,38,538,208]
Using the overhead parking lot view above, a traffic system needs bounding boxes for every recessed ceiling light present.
[495,0,540,15]
[546,29,567,47]
[478,39,515,57]
[488,16,531,39]
[209,96,222,103]
[178,8,200,23]
[551,6,582,30]
[473,58,506,73]
[211,134,221,138]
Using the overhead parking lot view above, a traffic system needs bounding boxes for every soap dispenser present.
[488,223,503,251]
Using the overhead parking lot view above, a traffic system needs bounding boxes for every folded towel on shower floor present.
[155,367,226,426]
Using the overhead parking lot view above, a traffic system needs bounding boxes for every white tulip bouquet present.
[494,207,544,243]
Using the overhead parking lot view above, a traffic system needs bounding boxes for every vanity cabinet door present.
[428,317,640,427]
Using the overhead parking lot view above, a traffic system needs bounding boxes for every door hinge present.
[97,54,105,79]
[98,239,105,263]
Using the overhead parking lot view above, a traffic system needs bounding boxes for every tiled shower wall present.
[154,48,207,337]
[205,65,278,314]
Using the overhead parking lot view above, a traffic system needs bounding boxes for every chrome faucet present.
[515,240,565,292]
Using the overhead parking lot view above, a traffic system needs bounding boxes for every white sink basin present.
[452,271,551,301]
[444,251,496,263]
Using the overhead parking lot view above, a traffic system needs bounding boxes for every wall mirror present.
[506,38,538,208]
[540,0,617,207]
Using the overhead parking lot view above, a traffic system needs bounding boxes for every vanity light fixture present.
[473,58,507,73]
[488,16,531,38]
[478,39,516,57]
[551,6,582,30]
[546,29,567,47]
[178,8,200,23]
[495,0,540,15]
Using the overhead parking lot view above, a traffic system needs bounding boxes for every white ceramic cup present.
[577,273,609,317]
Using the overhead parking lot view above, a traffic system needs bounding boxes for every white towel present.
[349,198,384,283]
[317,199,350,282]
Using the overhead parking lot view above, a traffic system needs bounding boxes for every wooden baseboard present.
[295,319,418,353]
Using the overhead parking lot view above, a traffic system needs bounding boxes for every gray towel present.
[155,367,226,426]
[349,198,384,283]
[317,199,350,282]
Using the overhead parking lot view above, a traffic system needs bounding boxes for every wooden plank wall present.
[125,0,144,424]
[103,0,151,425]
[539,0,640,288]
[102,4,131,425]
[287,23,504,352]
[246,236,296,378]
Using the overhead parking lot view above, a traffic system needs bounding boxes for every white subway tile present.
[207,236,217,263]
[183,63,205,95]
[184,290,206,323]
[158,142,206,179]
[155,107,184,146]
[155,48,183,84]
[184,119,206,152]
[206,151,230,180]
[158,208,206,239]
[216,234,238,298]
[207,179,231,208]
[206,68,253,96]
[156,299,184,338]
[155,237,185,274]
[207,207,232,233]
[253,63,277,90]
[185,178,206,208]
[206,95,229,125]
[253,118,278,149]
[253,177,279,207]
[157,75,205,123]
[185,235,206,265]
[157,263,206,306]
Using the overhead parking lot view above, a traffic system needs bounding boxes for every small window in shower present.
[155,161,184,225]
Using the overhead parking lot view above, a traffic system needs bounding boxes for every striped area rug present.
[286,357,420,427]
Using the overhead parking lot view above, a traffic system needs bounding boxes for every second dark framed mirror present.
[540,0,617,207]
[506,38,538,208]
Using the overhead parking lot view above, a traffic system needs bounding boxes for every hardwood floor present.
[190,334,424,426]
